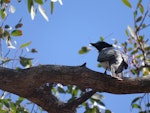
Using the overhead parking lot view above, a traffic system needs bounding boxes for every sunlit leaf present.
[38,5,49,21]
[92,93,103,100]
[79,46,90,54]
[131,69,138,75]
[20,57,33,67]
[138,4,144,14]
[16,97,24,105]
[127,25,136,38]
[3,0,10,3]
[35,0,43,4]
[72,87,79,97]
[30,6,36,20]
[122,0,132,8]
[142,67,150,76]
[9,5,16,13]
[28,0,34,13]
[97,63,101,67]
[100,36,104,41]
[132,104,142,109]
[20,41,32,48]
[11,30,22,36]
[0,9,6,19]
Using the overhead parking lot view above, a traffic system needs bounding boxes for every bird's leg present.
[104,68,107,74]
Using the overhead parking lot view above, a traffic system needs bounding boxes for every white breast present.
[100,61,110,70]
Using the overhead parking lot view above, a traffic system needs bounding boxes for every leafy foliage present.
[0,0,149,113]
[78,0,150,112]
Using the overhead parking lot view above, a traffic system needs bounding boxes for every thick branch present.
[0,64,150,112]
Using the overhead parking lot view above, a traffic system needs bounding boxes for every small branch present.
[64,90,96,109]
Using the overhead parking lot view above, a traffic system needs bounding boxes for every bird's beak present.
[90,43,95,46]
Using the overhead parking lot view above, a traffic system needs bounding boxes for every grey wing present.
[115,52,128,74]
[97,48,116,63]
[122,53,128,69]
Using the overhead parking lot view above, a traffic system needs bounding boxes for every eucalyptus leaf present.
[50,1,54,14]
[122,0,132,8]
[11,30,22,36]
[20,41,32,49]
[127,25,136,38]
[38,5,49,21]
[79,46,90,54]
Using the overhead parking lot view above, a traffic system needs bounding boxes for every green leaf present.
[3,0,10,3]
[78,46,90,54]
[58,87,66,93]
[31,48,38,53]
[131,49,138,55]
[97,100,105,106]
[136,16,143,22]
[142,24,146,29]
[138,3,144,14]
[128,47,132,51]
[72,87,79,97]
[100,36,104,41]
[20,57,33,67]
[16,97,24,105]
[143,67,150,76]
[28,0,34,13]
[20,41,32,48]
[134,10,137,18]
[11,30,22,36]
[132,104,142,109]
[3,30,10,38]
[97,63,101,67]
[0,9,6,19]
[125,29,129,36]
[50,1,54,14]
[131,97,142,105]
[131,69,138,75]
[105,109,112,113]
[122,0,132,8]
[35,0,43,4]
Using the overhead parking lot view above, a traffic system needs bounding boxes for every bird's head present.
[90,41,112,51]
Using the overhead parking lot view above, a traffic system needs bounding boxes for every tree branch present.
[0,64,150,112]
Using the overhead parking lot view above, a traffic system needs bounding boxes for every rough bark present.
[0,64,150,112]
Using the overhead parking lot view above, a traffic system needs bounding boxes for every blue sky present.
[4,0,150,113]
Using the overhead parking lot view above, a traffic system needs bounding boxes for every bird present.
[90,41,128,80]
